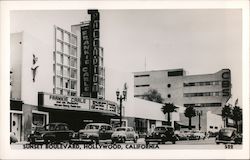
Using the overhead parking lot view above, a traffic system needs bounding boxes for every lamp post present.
[196,110,203,130]
[116,89,127,127]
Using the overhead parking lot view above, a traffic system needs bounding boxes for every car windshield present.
[35,126,45,131]
[85,124,99,130]
[220,129,234,136]
[154,127,166,131]
[116,128,126,131]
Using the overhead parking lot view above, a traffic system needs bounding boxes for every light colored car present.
[111,127,139,143]
[175,130,192,140]
[190,130,206,140]
[74,123,113,144]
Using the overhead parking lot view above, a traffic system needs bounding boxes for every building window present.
[210,126,213,129]
[135,84,150,87]
[70,69,77,79]
[168,94,171,98]
[184,103,222,107]
[168,70,183,77]
[63,67,69,77]
[134,74,150,78]
[70,58,77,68]
[71,36,77,45]
[184,81,221,87]
[63,55,69,66]
[184,92,221,97]
[56,77,62,88]
[215,126,218,129]
[64,33,70,43]
[56,41,63,52]
[70,48,77,57]
[167,84,171,88]
[71,81,76,90]
[56,29,63,40]
[64,44,70,55]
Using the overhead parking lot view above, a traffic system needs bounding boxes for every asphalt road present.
[10,138,242,150]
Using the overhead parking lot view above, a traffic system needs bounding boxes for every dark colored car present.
[72,123,113,144]
[28,123,74,144]
[145,126,177,145]
[216,127,242,144]
[111,127,139,143]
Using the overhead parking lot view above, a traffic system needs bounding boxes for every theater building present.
[133,69,231,132]
[10,10,118,141]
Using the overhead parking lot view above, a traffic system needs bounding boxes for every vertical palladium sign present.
[80,10,100,98]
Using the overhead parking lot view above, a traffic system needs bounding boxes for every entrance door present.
[11,113,22,142]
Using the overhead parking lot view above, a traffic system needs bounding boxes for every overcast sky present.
[11,9,242,105]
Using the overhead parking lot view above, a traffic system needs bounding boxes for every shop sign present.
[43,93,90,110]
[38,92,119,115]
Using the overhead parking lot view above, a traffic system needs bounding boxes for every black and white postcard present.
[0,0,249,159]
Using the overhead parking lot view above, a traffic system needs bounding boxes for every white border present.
[0,0,249,159]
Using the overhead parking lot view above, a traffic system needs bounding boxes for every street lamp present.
[116,89,127,127]
[196,110,203,130]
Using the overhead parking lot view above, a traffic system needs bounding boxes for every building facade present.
[134,69,231,132]
[10,10,114,142]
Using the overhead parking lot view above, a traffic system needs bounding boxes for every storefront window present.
[32,113,46,126]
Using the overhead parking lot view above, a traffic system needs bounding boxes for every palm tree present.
[143,89,163,103]
[184,106,196,130]
[161,103,178,126]
[231,106,242,132]
[222,104,232,127]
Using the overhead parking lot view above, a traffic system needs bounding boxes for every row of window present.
[55,54,77,68]
[184,92,221,97]
[55,65,77,79]
[54,77,77,90]
[135,84,150,87]
[56,27,77,45]
[54,88,77,96]
[184,103,222,107]
[183,81,221,87]
[134,74,150,78]
[56,41,77,56]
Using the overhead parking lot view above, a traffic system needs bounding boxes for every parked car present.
[111,127,139,143]
[216,127,242,144]
[10,132,18,144]
[73,123,113,144]
[175,130,192,140]
[145,126,177,145]
[28,123,74,144]
[189,130,206,140]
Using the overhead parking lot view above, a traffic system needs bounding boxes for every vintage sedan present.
[189,130,206,140]
[145,126,177,145]
[111,127,139,143]
[216,127,242,144]
[175,130,192,140]
[72,123,113,144]
[28,123,74,144]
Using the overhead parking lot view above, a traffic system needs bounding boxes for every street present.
[10,138,242,150]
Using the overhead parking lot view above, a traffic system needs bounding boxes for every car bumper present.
[112,137,125,142]
[71,138,92,143]
[216,140,235,144]
[145,138,163,142]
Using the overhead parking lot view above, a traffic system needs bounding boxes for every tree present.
[184,106,196,130]
[142,89,163,103]
[231,106,242,132]
[222,104,232,127]
[161,103,178,126]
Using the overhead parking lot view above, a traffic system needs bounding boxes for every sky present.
[10,9,242,106]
